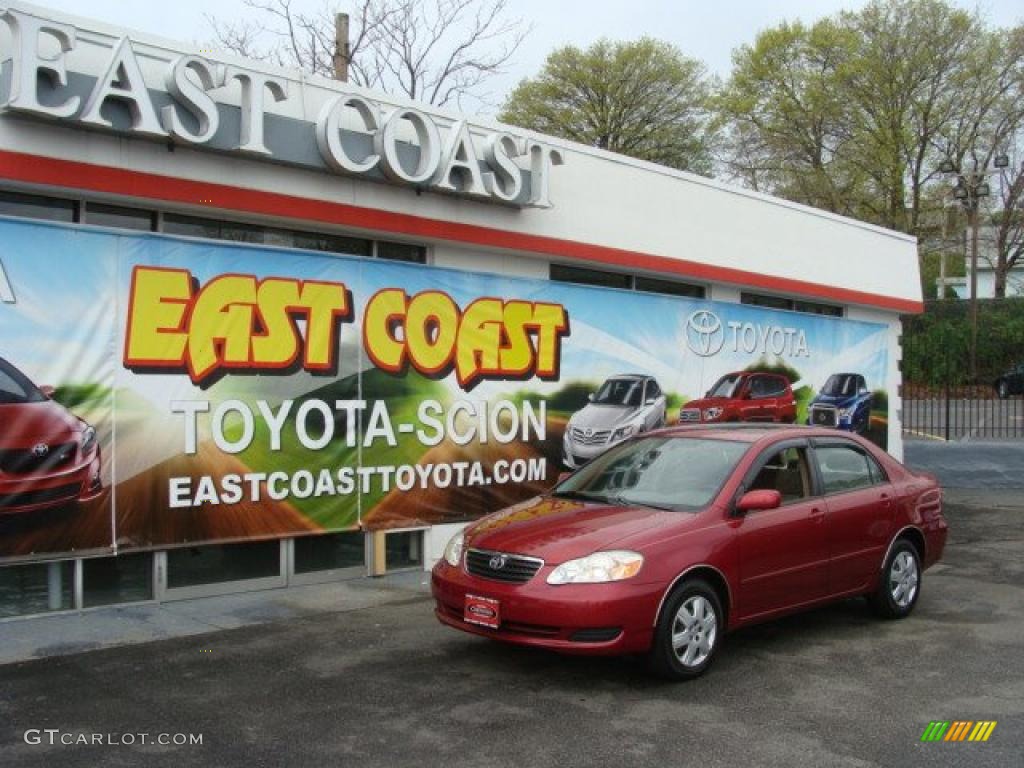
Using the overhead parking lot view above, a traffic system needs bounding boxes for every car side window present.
[769,376,787,396]
[647,380,661,399]
[816,444,880,494]
[748,446,811,504]
[749,376,766,398]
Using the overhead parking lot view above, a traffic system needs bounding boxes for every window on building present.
[294,532,365,575]
[551,264,632,290]
[742,292,843,317]
[0,190,78,223]
[167,540,281,589]
[0,561,74,618]
[385,530,423,570]
[634,275,705,299]
[84,203,156,232]
[551,264,705,298]
[377,241,427,264]
[82,552,153,607]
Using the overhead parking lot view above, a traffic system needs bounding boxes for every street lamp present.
[940,156,1001,381]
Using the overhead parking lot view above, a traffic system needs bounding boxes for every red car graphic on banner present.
[0,357,103,514]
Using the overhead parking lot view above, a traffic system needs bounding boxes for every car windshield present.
[0,358,46,405]
[553,436,749,511]
[592,378,644,407]
[708,374,741,399]
[822,374,858,396]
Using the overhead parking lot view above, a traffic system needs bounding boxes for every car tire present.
[648,579,723,681]
[870,539,921,619]
[997,381,1009,400]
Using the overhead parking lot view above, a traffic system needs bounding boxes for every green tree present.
[716,19,866,216]
[500,38,715,174]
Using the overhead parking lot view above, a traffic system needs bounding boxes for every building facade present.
[0,3,922,619]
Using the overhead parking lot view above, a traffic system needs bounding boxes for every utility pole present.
[333,13,350,82]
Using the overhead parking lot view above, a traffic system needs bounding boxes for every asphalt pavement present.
[1,491,1021,768]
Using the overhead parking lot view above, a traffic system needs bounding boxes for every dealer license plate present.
[464,594,501,629]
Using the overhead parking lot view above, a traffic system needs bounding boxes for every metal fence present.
[901,299,1024,441]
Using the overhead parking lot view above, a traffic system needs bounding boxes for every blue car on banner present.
[808,373,873,433]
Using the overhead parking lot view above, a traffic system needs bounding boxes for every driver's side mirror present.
[735,489,782,514]
[39,385,55,399]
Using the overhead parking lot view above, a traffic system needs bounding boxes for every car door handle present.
[809,506,824,521]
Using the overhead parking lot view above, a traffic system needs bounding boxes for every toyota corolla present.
[0,357,103,514]
[432,425,947,680]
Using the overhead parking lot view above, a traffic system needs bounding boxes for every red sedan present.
[0,357,103,514]
[432,425,947,680]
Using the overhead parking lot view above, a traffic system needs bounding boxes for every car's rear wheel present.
[648,579,723,681]
[870,539,921,619]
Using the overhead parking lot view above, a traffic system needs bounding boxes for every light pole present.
[940,153,1009,381]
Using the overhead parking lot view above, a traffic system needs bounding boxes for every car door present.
[813,439,895,595]
[734,440,828,619]
[737,376,763,421]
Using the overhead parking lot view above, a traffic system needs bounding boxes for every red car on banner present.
[679,371,797,424]
[432,425,947,680]
[0,357,102,514]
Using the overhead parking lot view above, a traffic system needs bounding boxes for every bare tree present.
[206,0,528,108]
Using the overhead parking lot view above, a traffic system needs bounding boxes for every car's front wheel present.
[648,579,723,681]
[870,539,921,619]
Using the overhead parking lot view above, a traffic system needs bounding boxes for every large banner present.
[0,218,890,561]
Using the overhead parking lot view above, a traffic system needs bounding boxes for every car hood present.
[0,400,82,445]
[569,404,639,431]
[465,495,682,563]
[811,393,856,407]
[682,396,733,410]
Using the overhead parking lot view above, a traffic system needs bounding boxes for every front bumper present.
[562,433,620,469]
[431,560,661,655]
[0,451,102,515]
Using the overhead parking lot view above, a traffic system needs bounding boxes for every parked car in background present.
[562,374,666,469]
[0,357,102,514]
[679,371,796,425]
[433,425,947,680]
[994,363,1024,399]
[808,373,873,433]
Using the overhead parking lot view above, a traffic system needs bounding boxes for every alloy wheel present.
[889,550,919,608]
[671,595,717,668]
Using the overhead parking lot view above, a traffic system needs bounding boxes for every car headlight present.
[704,407,723,420]
[443,530,465,567]
[546,550,644,585]
[611,424,638,441]
[80,424,97,452]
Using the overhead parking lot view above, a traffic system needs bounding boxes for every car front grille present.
[679,408,701,423]
[810,406,838,427]
[0,442,77,474]
[569,427,611,445]
[0,483,80,509]
[465,549,544,583]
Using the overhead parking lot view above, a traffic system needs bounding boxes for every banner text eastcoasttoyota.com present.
[0,218,889,560]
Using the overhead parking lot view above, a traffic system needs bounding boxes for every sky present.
[24,0,1024,115]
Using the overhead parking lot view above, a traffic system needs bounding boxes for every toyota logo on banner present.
[685,310,725,357]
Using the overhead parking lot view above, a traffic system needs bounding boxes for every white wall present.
[0,1,921,313]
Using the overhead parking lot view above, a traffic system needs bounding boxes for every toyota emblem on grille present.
[489,554,508,570]
[584,428,593,437]
[32,443,50,457]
